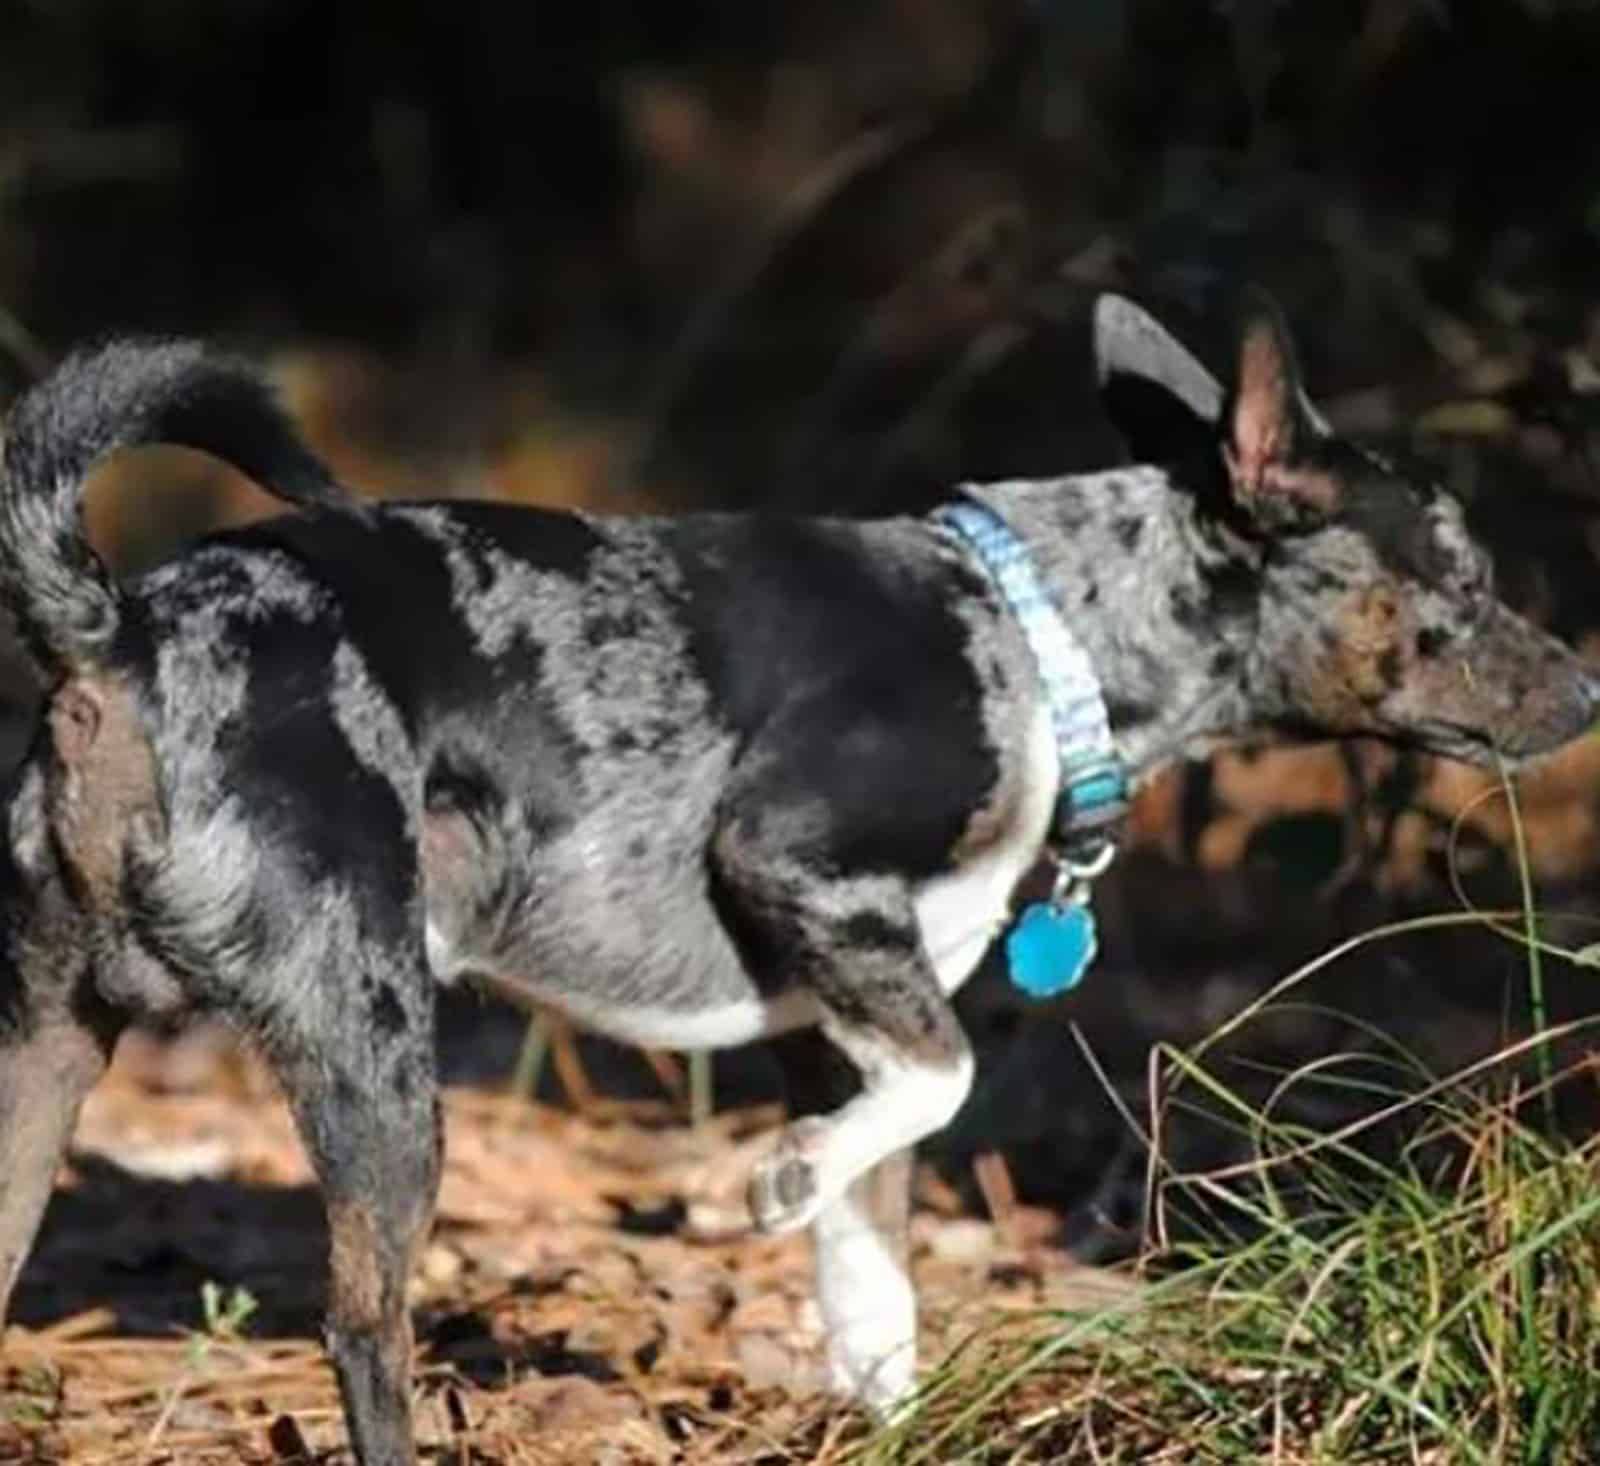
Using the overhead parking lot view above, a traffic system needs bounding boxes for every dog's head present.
[1094,290,1600,766]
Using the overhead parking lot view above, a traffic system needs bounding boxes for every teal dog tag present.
[1005,901,1098,999]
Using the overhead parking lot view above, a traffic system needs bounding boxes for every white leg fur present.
[811,1149,917,1418]
[750,1035,973,1236]
[816,1036,973,1194]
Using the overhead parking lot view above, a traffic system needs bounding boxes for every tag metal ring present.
[1065,840,1116,883]
[1050,841,1114,908]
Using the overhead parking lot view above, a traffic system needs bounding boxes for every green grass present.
[852,783,1600,1463]
[862,1028,1600,1463]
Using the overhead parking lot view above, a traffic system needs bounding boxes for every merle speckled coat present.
[0,294,1593,1465]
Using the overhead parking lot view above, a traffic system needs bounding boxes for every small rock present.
[926,1218,997,1265]
[516,1374,641,1434]
[419,1243,463,1286]
[683,1200,749,1240]
[731,1330,797,1392]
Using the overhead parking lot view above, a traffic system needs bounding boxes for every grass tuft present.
[855,768,1600,1465]
[856,1036,1600,1464]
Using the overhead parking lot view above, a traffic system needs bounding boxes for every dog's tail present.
[0,339,356,676]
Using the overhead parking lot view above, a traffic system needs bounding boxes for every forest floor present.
[0,1025,1128,1464]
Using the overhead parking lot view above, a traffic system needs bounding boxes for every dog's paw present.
[748,1117,830,1234]
[841,1357,920,1427]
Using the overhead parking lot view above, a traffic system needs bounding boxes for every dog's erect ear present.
[1220,292,1341,528]
[1094,294,1224,466]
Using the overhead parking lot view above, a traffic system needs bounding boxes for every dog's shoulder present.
[650,513,1022,876]
[655,512,996,732]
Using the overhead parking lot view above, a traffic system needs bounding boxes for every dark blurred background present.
[5,0,1600,1251]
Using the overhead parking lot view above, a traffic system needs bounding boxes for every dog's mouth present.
[1394,714,1577,770]
[1392,716,1504,766]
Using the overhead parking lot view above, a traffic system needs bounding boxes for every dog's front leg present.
[811,1150,916,1415]
[715,816,972,1417]
[751,1008,963,1417]
[741,951,971,1241]
[769,1031,917,1414]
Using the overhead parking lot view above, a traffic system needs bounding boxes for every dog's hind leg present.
[0,1009,120,1327]
[261,950,440,1466]
[771,1029,918,1416]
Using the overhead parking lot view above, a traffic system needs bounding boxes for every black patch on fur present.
[583,608,644,647]
[1171,561,1259,634]
[1050,494,1095,536]
[228,608,417,952]
[807,976,876,1032]
[703,859,791,998]
[632,717,679,754]
[671,517,998,880]
[211,507,597,865]
[1168,585,1205,632]
[423,757,503,868]
[1199,559,1261,622]
[369,981,407,1037]
[1415,626,1450,659]
[1104,695,1157,730]
[1328,448,1454,586]
[1209,647,1240,678]
[210,504,602,725]
[124,556,424,987]
[839,911,913,953]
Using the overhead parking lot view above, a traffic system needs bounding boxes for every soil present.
[0,1022,1128,1465]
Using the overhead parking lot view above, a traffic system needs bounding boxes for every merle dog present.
[0,295,1593,1464]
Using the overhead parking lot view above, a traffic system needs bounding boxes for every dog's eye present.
[1462,565,1496,637]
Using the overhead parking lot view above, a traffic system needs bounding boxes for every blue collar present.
[936,494,1130,859]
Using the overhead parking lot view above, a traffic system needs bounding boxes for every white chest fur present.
[912,701,1057,994]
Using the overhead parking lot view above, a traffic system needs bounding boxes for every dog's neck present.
[962,466,1263,785]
